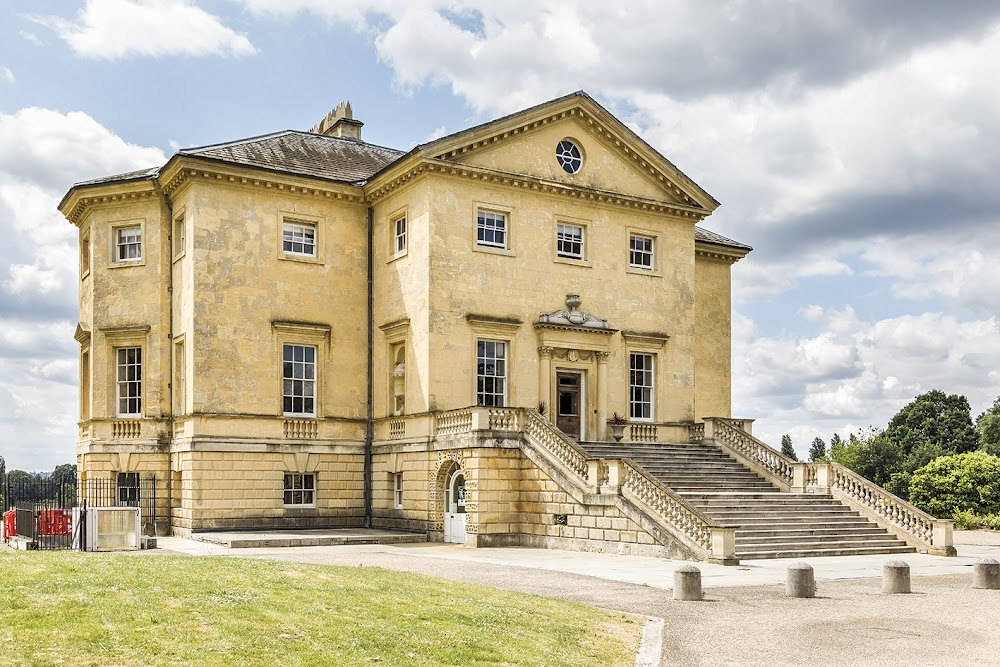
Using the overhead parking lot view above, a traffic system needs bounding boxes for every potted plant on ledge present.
[607,412,628,442]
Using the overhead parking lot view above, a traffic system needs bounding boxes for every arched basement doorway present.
[443,464,466,544]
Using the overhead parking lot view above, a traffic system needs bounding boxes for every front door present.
[443,470,466,544]
[556,371,583,439]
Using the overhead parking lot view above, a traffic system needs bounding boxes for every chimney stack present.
[310,101,363,140]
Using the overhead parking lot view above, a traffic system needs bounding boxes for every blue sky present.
[2,1,999,470]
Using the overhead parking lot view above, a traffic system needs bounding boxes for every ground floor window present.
[394,472,403,509]
[117,472,140,505]
[283,473,315,506]
[629,353,654,420]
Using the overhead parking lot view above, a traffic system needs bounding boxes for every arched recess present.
[429,453,463,535]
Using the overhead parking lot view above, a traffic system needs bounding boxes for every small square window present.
[116,226,142,262]
[282,221,316,256]
[629,234,654,270]
[556,223,584,259]
[284,473,315,506]
[117,472,140,506]
[394,215,407,255]
[394,472,403,509]
[477,210,507,249]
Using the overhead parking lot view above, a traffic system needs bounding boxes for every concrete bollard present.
[882,560,911,594]
[973,558,1000,590]
[786,562,815,598]
[673,564,703,601]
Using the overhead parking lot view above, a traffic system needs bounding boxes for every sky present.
[1,0,999,471]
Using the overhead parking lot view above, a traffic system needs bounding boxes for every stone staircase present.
[580,441,915,560]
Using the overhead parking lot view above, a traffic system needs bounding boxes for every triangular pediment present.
[419,92,718,212]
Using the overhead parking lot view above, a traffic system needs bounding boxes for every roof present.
[176,130,405,185]
[74,167,160,187]
[694,226,752,251]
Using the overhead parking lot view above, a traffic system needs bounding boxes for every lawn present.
[0,551,640,666]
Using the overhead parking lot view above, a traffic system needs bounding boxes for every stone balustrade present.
[702,416,955,557]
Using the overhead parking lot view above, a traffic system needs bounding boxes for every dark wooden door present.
[556,372,582,439]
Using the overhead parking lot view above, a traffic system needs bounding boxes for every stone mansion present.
[61,92,952,562]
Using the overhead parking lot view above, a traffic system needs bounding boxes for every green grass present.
[0,552,640,667]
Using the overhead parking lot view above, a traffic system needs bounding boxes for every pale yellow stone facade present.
[61,92,749,551]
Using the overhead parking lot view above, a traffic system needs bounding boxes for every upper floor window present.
[282,343,316,416]
[116,226,142,262]
[80,233,91,277]
[629,234,654,270]
[282,220,316,257]
[173,215,186,258]
[477,210,507,249]
[629,353,654,421]
[556,223,584,260]
[476,339,507,407]
[556,139,583,174]
[116,347,142,417]
[394,215,407,255]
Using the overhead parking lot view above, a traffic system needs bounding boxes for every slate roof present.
[74,167,160,187]
[177,131,406,185]
[694,226,753,251]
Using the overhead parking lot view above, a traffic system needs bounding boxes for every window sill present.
[172,250,185,264]
[107,260,145,269]
[388,249,408,264]
[279,253,323,265]
[626,266,661,278]
[473,244,516,257]
[554,256,591,268]
[81,269,90,281]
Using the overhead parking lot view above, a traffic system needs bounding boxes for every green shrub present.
[983,513,1000,531]
[909,451,1000,518]
[952,508,982,530]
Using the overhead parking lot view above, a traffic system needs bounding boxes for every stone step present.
[736,526,888,539]
[736,532,901,546]
[736,545,915,560]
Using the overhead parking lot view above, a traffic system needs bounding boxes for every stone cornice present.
[695,242,750,264]
[366,156,710,221]
[61,180,159,226]
[424,100,716,212]
[158,157,365,203]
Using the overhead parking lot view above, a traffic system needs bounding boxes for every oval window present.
[556,139,583,174]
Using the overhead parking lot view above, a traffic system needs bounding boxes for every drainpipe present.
[364,206,374,527]
[154,181,174,535]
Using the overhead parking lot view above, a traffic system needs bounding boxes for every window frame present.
[282,343,317,417]
[115,346,143,418]
[473,204,515,256]
[556,222,584,259]
[272,321,329,418]
[394,214,407,256]
[108,221,145,268]
[174,335,186,416]
[278,212,323,264]
[117,472,141,506]
[173,210,186,261]
[476,338,508,408]
[80,228,91,279]
[283,473,316,507]
[393,472,403,509]
[626,229,661,277]
[629,352,655,422]
[556,138,584,174]
[553,216,592,267]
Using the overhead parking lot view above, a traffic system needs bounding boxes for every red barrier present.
[2,510,14,540]
[37,509,72,537]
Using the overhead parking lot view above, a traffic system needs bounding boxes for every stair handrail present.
[618,457,724,554]
[827,461,955,556]
[704,416,955,556]
[705,417,795,488]
[521,408,592,482]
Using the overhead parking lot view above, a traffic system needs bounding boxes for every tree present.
[780,434,798,461]
[879,390,979,498]
[909,451,1000,518]
[976,396,1000,456]
[808,437,827,462]
[52,463,77,482]
[829,427,902,489]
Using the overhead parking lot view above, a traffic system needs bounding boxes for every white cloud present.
[0,109,165,469]
[735,307,1000,451]
[28,0,256,60]
[0,66,13,84]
